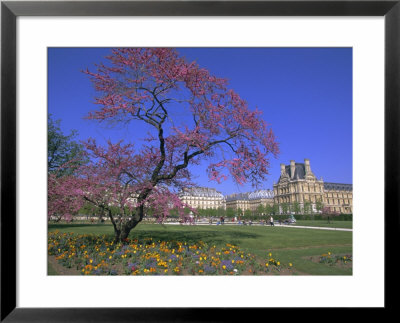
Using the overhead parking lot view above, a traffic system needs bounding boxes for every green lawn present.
[293,220,353,229]
[48,223,352,275]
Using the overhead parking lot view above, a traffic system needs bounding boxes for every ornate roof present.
[225,192,249,202]
[285,163,306,179]
[180,187,224,198]
[324,182,353,191]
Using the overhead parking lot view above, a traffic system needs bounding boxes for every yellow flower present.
[343,256,347,260]
[90,259,93,263]
[222,265,226,269]
[277,261,280,266]
[109,256,112,259]
[269,252,272,257]
[289,263,293,267]
[265,263,269,267]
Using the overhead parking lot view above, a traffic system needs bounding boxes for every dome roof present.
[248,189,274,200]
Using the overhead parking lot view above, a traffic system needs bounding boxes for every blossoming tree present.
[55,48,279,242]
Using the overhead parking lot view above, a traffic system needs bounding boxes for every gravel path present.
[163,222,352,231]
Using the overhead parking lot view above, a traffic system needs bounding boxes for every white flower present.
[233,269,238,272]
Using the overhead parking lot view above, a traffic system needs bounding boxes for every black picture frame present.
[1,1,398,321]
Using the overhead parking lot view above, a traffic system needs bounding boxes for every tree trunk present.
[113,205,144,243]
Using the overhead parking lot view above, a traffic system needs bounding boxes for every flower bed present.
[318,252,352,266]
[48,231,293,275]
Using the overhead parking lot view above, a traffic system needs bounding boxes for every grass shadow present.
[48,224,262,246]
[48,223,109,230]
[132,228,262,246]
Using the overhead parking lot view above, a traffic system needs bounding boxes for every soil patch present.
[306,253,352,270]
[48,256,81,275]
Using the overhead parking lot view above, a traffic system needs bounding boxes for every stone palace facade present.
[179,187,225,210]
[273,159,352,214]
[179,159,352,214]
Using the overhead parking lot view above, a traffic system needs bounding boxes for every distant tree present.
[244,209,252,218]
[264,204,272,216]
[47,115,88,222]
[256,204,264,216]
[269,204,279,216]
[303,201,312,217]
[48,173,85,222]
[208,208,217,218]
[48,114,86,176]
[226,207,235,218]
[168,208,180,220]
[196,208,207,218]
[216,207,226,218]
[292,201,301,215]
[316,200,324,214]
[79,202,100,220]
[321,206,340,223]
[281,202,289,215]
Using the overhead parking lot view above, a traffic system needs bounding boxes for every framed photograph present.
[1,0,398,320]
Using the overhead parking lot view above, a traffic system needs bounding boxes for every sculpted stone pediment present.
[279,176,289,184]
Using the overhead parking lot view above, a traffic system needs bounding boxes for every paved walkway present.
[275,224,352,232]
[163,222,352,232]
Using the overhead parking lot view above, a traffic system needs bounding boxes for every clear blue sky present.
[48,47,352,195]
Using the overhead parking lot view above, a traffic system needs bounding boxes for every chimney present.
[290,160,295,178]
[280,163,285,175]
[305,158,311,174]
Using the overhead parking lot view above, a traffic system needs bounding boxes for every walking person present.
[270,216,274,226]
